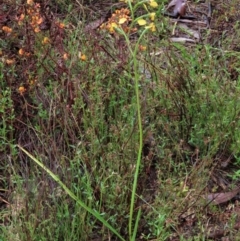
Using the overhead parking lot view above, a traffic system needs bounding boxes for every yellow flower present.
[109,22,118,33]
[18,86,26,95]
[36,16,43,25]
[119,17,127,24]
[42,37,50,45]
[63,53,69,60]
[100,8,131,34]
[146,22,156,32]
[28,79,36,86]
[139,45,147,51]
[18,48,31,57]
[2,26,12,33]
[137,19,147,26]
[149,0,158,8]
[80,54,86,61]
[34,27,41,33]
[78,52,87,61]
[19,48,25,55]
[149,12,156,21]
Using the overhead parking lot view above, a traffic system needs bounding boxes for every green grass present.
[1,0,240,240]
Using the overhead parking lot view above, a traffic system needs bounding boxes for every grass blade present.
[17,145,125,241]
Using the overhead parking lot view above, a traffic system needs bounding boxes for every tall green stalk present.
[116,17,149,238]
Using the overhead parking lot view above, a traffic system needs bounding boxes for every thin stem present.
[128,27,149,240]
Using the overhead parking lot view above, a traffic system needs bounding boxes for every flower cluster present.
[100,8,135,34]
[148,0,158,8]
[18,48,31,57]
[18,86,27,95]
[136,0,158,32]
[100,0,158,35]
[16,1,44,33]
[1,0,71,96]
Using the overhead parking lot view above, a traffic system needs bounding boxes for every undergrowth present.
[1,0,240,240]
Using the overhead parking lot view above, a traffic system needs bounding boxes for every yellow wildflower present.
[42,37,51,45]
[34,27,41,33]
[139,45,147,51]
[149,0,158,8]
[146,22,156,32]
[119,17,127,24]
[109,22,118,33]
[150,22,156,32]
[149,12,156,21]
[19,48,25,55]
[2,26,12,33]
[137,19,147,26]
[36,16,43,25]
[18,86,26,95]
[80,54,86,61]
[78,52,87,61]
[63,53,69,60]
[28,79,35,86]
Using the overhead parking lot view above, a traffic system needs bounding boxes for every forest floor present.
[1,0,240,240]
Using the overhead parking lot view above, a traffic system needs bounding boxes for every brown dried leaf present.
[206,186,240,205]
[167,0,187,16]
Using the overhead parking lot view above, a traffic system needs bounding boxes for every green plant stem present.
[118,26,149,240]
[129,38,143,241]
